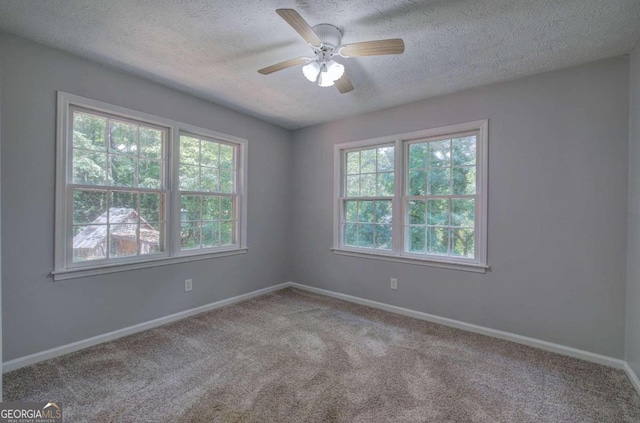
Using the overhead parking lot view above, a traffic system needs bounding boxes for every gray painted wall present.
[0,32,292,361]
[0,30,633,364]
[292,57,630,358]
[627,41,640,374]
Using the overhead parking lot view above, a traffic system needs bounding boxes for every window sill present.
[52,248,249,281]
[331,248,488,273]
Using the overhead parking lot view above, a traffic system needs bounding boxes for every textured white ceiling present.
[0,0,639,129]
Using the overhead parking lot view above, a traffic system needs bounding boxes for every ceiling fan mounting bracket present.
[311,24,343,53]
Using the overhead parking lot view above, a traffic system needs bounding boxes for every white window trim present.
[54,91,248,281]
[333,120,488,273]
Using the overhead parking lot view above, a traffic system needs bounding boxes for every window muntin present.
[405,133,478,259]
[341,145,395,250]
[334,121,487,271]
[179,134,238,251]
[70,107,167,264]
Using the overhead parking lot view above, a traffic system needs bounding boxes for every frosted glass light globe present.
[325,60,345,82]
[302,61,321,82]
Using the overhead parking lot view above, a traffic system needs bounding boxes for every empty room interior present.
[2,0,640,421]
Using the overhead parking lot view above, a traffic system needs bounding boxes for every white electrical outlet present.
[390,278,398,290]
[185,279,193,292]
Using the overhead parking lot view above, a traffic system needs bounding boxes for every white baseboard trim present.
[287,282,626,370]
[4,280,635,396]
[2,283,290,373]
[624,362,640,394]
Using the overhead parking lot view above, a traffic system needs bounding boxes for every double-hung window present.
[54,92,247,280]
[334,120,488,272]
[178,133,238,251]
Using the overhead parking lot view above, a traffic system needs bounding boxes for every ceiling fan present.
[258,9,405,93]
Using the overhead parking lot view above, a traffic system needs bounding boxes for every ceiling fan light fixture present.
[317,64,335,87]
[302,61,321,82]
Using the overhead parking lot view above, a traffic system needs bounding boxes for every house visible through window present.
[70,109,167,262]
[54,92,247,279]
[334,121,487,272]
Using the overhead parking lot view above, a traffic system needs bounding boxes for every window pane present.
[220,171,234,193]
[345,201,358,222]
[358,224,374,248]
[140,193,162,222]
[452,136,476,166]
[180,136,200,165]
[139,127,162,159]
[138,159,161,189]
[377,172,394,196]
[344,223,358,246]
[360,149,376,173]
[408,227,425,253]
[202,196,220,220]
[73,189,107,224]
[73,225,107,262]
[427,199,449,225]
[429,139,451,167]
[110,191,138,211]
[110,155,136,187]
[139,221,163,255]
[452,166,476,195]
[181,195,201,221]
[346,175,360,197]
[221,221,234,245]
[73,112,106,151]
[201,141,219,167]
[377,147,394,171]
[374,224,392,250]
[346,152,359,175]
[408,170,426,196]
[358,201,374,223]
[179,164,200,191]
[219,144,234,170]
[109,120,137,155]
[109,223,138,257]
[451,199,475,227]
[452,228,474,258]
[409,144,427,169]
[428,168,451,195]
[375,200,392,224]
[73,150,107,185]
[221,197,233,220]
[181,221,201,249]
[202,221,220,247]
[427,227,449,255]
[201,169,219,192]
[408,200,426,225]
[360,174,376,197]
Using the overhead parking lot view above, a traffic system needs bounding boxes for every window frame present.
[333,120,488,273]
[54,92,248,281]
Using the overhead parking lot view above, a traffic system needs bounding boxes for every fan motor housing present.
[312,24,343,51]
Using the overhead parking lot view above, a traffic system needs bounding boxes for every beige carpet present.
[4,287,640,422]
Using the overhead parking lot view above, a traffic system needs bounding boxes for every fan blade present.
[335,73,354,94]
[276,9,322,47]
[258,57,308,75]
[340,39,404,57]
